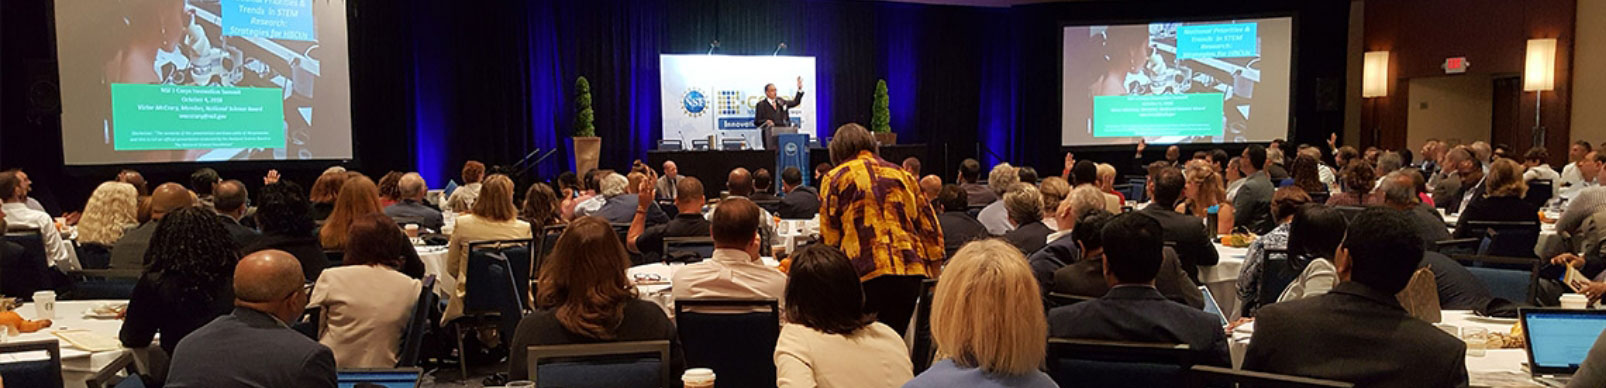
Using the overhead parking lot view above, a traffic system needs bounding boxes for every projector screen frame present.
[1057,12,1300,150]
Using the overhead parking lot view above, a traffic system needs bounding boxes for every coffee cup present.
[682,368,716,388]
[31,291,55,319]
[405,224,420,238]
[1561,293,1591,309]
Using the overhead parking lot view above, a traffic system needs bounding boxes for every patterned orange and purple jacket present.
[820,151,945,280]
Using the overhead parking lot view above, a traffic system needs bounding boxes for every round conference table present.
[1228,310,1535,387]
[415,245,452,298]
[627,257,784,318]
[2,300,140,388]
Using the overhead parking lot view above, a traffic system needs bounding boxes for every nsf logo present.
[681,88,707,117]
[784,142,800,156]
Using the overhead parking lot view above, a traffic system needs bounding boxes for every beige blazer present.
[774,322,913,388]
[443,214,532,323]
[309,265,422,368]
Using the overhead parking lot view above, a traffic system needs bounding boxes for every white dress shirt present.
[1317,164,1339,193]
[671,248,788,310]
[2,202,74,271]
[1563,162,1586,188]
[1525,164,1561,188]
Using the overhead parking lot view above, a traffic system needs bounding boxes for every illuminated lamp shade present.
[1362,51,1389,98]
[1525,39,1557,92]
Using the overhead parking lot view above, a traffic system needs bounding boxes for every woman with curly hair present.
[1326,160,1376,207]
[77,182,140,248]
[119,206,239,357]
[243,180,329,281]
[376,171,403,208]
[1177,160,1236,235]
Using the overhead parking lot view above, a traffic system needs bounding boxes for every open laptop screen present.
[1522,309,1606,375]
[1198,285,1229,326]
[338,368,423,388]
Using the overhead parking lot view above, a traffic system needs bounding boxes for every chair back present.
[0,339,64,388]
[608,223,640,264]
[674,299,780,388]
[1525,179,1554,209]
[528,340,672,388]
[1332,206,1365,221]
[534,224,566,278]
[1187,365,1353,388]
[1255,248,1298,312]
[469,239,535,309]
[908,278,939,374]
[463,242,526,341]
[657,139,682,151]
[323,250,345,268]
[753,199,783,214]
[1125,177,1148,203]
[1447,253,1540,305]
[1046,292,1096,309]
[75,243,111,270]
[1467,220,1540,259]
[663,237,715,263]
[2,231,51,297]
[1306,190,1331,205]
[1047,338,1193,388]
[397,276,438,367]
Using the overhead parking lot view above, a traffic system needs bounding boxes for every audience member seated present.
[189,168,222,210]
[1052,210,1204,309]
[628,177,712,264]
[446,160,486,214]
[775,244,913,388]
[213,180,261,248]
[244,181,331,281]
[120,207,239,357]
[1234,145,1277,234]
[903,240,1055,388]
[385,172,445,232]
[920,175,943,203]
[1523,147,1561,188]
[0,170,75,272]
[308,172,348,222]
[310,214,423,368]
[319,175,383,250]
[819,124,944,332]
[1236,187,1311,316]
[1138,167,1218,283]
[3,169,46,213]
[588,173,669,225]
[1096,163,1127,204]
[112,183,193,269]
[1326,160,1376,206]
[671,197,787,306]
[1036,178,1071,231]
[1029,185,1106,298]
[509,216,683,380]
[1418,251,1496,310]
[935,185,988,258]
[1068,160,1121,214]
[561,169,601,220]
[1048,212,1230,367]
[0,210,20,261]
[1374,172,1451,250]
[750,168,781,202]
[957,158,996,207]
[778,167,822,219]
[570,170,610,218]
[1553,151,1606,239]
[655,161,681,201]
[1432,148,1483,213]
[1267,147,1291,181]
[978,163,1020,235]
[1243,208,1467,387]
[519,182,565,230]
[1453,158,1539,239]
[376,171,404,208]
[117,169,150,197]
[1559,329,1606,388]
[1275,205,1346,303]
[903,157,923,177]
[1282,153,1330,198]
[1178,161,1237,235]
[1002,184,1051,255]
[165,250,336,388]
[444,174,532,322]
[1018,167,1040,186]
[75,182,139,254]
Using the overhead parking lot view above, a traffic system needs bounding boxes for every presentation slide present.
[53,0,352,165]
[660,55,817,149]
[1061,17,1292,146]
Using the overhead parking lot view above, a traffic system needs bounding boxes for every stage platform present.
[646,144,930,199]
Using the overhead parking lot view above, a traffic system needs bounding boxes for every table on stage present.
[0,300,141,388]
[647,144,932,199]
[1229,310,1536,387]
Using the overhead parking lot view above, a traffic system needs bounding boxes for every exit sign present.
[1444,57,1469,74]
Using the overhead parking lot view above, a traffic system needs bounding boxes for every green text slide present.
[111,84,284,150]
[1092,93,1224,138]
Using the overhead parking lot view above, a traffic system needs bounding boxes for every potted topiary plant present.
[571,76,601,173]
[871,79,896,145]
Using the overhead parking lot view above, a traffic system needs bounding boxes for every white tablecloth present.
[1202,244,1248,319]
[2,300,138,388]
[1229,310,1534,387]
[415,246,452,298]
[626,257,782,317]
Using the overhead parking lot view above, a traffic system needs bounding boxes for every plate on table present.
[1466,314,1519,325]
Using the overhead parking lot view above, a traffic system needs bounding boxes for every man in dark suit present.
[1234,145,1277,234]
[166,250,336,388]
[1047,212,1229,367]
[384,173,446,232]
[936,185,988,259]
[1243,208,1468,387]
[957,158,996,207]
[213,180,261,248]
[777,167,821,219]
[1138,167,1218,283]
[112,183,192,269]
[1047,210,1203,308]
[753,77,805,128]
[1002,185,1053,255]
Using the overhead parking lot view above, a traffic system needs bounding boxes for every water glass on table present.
[1463,327,1489,357]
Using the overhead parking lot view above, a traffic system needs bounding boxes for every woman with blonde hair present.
[443,174,532,322]
[904,239,1056,388]
[319,176,383,249]
[77,181,140,248]
[1177,161,1236,235]
[1453,158,1539,239]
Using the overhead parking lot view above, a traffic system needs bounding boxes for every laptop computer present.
[338,368,425,388]
[1520,308,1606,385]
[1199,285,1230,326]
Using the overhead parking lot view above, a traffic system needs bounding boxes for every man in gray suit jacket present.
[1234,145,1276,234]
[166,250,336,388]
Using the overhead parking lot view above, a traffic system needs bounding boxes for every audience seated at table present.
[935,185,988,259]
[1325,160,1375,207]
[978,163,1020,236]
[165,250,336,388]
[1235,145,1277,234]
[75,181,139,257]
[1051,210,1203,309]
[117,169,150,197]
[188,168,221,211]
[446,160,486,215]
[385,172,445,232]
[819,124,944,332]
[1036,177,1071,230]
[0,211,20,262]
[1281,153,1331,199]
[519,182,565,231]
[671,196,787,309]
[508,216,682,381]
[1453,158,1540,239]
[376,171,403,208]
[903,240,1055,388]
[777,166,821,219]
[212,180,261,248]
[0,170,75,273]
[775,244,913,388]
[243,181,330,281]
[112,183,194,270]
[319,175,384,250]
[1029,185,1105,298]
[309,213,423,368]
[1552,151,1606,239]
[1096,163,1127,204]
[705,168,779,239]
[654,161,681,201]
[1178,161,1237,235]
[1237,187,1311,316]
[1138,166,1219,283]
[586,172,669,225]
[560,169,600,220]
[1068,160,1122,214]
[1048,211,1231,367]
[1432,148,1483,213]
[750,168,780,202]
[1243,208,1468,387]
[1374,172,1452,250]
[1417,251,1496,310]
[120,207,239,359]
[1275,205,1346,303]
[307,171,348,222]
[920,175,943,203]
[1001,184,1051,255]
[444,174,532,323]
[628,176,712,264]
[957,158,996,207]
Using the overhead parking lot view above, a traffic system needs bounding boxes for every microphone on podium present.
[773,42,787,56]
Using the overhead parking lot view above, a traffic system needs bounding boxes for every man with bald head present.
[384,172,445,231]
[166,250,336,388]
[919,175,943,202]
[1375,171,1451,250]
[655,160,680,201]
[0,170,74,272]
[707,167,777,254]
[213,180,261,247]
[112,183,194,269]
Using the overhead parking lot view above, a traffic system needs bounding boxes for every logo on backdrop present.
[681,88,708,117]
[784,142,799,156]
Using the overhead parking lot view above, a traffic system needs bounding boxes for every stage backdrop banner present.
[660,55,817,148]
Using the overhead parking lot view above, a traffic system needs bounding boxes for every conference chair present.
[397,276,438,368]
[674,299,780,388]
[1187,365,1353,388]
[752,199,783,214]
[68,243,141,300]
[447,241,527,377]
[1444,253,1541,305]
[1305,190,1331,205]
[1332,206,1365,222]
[907,278,939,374]
[2,229,54,298]
[1046,292,1096,309]
[322,250,345,268]
[0,339,64,388]
[662,236,715,263]
[1525,179,1554,209]
[1465,220,1541,260]
[656,139,683,151]
[1046,338,1194,388]
[1124,176,1148,203]
[526,340,672,388]
[1251,248,1299,315]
